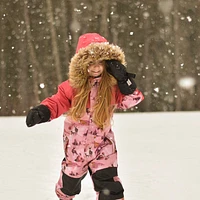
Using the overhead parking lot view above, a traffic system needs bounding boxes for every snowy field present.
[0,112,200,200]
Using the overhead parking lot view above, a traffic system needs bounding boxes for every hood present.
[69,33,126,88]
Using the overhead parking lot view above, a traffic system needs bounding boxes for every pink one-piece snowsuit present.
[41,79,143,200]
[41,33,144,200]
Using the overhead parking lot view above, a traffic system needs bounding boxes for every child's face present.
[88,61,104,77]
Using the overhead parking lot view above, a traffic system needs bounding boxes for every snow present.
[178,77,196,90]
[0,112,200,200]
[187,16,192,22]
[40,83,45,88]
[154,87,159,93]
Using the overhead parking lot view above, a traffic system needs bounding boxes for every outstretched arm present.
[26,80,73,127]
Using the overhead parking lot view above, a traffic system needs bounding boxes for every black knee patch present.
[61,172,86,196]
[92,167,124,200]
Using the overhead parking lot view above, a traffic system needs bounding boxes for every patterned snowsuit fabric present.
[42,79,143,200]
[40,33,144,200]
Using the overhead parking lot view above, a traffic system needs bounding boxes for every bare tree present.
[0,1,7,114]
[99,1,109,38]
[16,24,29,113]
[24,1,48,106]
[173,0,181,110]
[60,0,71,75]
[68,0,79,51]
[46,0,62,84]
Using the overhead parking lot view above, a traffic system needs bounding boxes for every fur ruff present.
[69,42,126,88]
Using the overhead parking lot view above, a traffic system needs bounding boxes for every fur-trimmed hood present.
[68,33,126,88]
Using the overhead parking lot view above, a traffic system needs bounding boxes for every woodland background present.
[0,0,200,116]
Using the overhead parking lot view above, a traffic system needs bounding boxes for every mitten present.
[106,60,137,95]
[26,105,51,127]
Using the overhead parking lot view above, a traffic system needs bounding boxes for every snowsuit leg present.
[88,133,124,200]
[56,115,124,199]
[91,167,124,200]
[55,170,86,200]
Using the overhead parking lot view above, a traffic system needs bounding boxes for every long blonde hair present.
[68,63,117,129]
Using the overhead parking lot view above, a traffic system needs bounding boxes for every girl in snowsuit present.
[26,33,144,200]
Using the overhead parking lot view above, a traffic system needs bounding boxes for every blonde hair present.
[68,63,117,129]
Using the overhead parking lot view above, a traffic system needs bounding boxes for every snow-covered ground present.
[0,112,200,200]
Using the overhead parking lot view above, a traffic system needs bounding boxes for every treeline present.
[0,0,200,116]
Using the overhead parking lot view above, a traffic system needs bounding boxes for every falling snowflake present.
[154,87,159,93]
[178,77,196,89]
[39,83,45,89]
[187,16,192,22]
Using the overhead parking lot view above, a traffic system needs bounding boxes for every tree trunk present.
[46,0,62,84]
[99,1,109,38]
[60,0,70,76]
[69,0,79,51]
[173,0,181,110]
[0,2,7,115]
[17,27,29,113]
[142,13,152,111]
[24,1,48,105]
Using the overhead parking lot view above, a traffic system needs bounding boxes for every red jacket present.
[41,79,144,120]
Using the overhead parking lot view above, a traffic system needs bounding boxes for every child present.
[26,33,144,200]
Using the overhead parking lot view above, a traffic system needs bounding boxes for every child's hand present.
[105,60,137,95]
[106,60,130,82]
[26,105,50,127]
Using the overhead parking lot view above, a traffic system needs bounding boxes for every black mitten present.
[26,105,51,127]
[106,60,137,95]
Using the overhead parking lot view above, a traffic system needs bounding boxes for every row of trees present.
[0,0,200,116]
